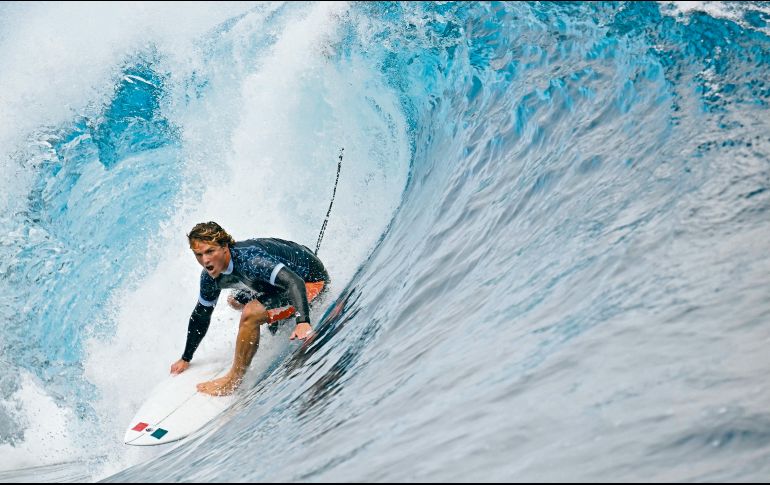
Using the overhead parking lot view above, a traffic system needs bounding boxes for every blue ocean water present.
[1,1,769,482]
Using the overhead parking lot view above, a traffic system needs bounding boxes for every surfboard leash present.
[315,147,344,255]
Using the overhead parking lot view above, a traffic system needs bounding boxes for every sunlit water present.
[1,2,769,482]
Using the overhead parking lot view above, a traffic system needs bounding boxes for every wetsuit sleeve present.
[182,271,220,362]
[198,270,221,307]
[181,302,214,362]
[239,250,311,324]
[273,266,311,325]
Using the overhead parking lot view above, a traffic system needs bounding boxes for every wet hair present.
[187,221,236,248]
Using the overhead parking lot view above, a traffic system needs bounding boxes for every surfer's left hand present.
[290,322,314,340]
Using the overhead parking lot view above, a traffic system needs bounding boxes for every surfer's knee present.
[241,300,268,325]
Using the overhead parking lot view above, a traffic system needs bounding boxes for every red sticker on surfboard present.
[131,422,149,432]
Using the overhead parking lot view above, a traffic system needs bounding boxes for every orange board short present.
[266,281,325,323]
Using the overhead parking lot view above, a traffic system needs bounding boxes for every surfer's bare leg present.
[197,300,268,396]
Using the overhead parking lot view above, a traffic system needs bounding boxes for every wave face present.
[1,2,770,482]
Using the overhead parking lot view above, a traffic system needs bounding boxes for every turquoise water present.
[1,2,769,482]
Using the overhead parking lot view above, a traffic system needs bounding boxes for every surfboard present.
[123,357,236,446]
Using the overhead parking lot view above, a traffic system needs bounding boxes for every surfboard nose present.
[123,357,236,446]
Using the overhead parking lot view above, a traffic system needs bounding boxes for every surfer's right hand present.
[170,358,190,375]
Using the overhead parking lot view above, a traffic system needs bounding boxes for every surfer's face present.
[191,240,230,278]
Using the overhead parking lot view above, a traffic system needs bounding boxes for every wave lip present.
[3,2,770,483]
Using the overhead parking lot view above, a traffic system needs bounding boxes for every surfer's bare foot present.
[197,373,241,396]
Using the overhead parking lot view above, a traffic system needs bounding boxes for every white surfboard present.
[124,357,236,446]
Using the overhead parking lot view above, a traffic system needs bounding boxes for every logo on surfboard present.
[131,422,169,439]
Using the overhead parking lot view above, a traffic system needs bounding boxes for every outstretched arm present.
[174,270,221,373]
[175,302,215,369]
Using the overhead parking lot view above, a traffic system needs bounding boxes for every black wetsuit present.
[181,238,328,362]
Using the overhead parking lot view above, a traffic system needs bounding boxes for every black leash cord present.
[315,147,343,255]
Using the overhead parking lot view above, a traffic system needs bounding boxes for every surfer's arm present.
[242,255,313,339]
[273,267,311,326]
[272,267,313,339]
[181,302,215,362]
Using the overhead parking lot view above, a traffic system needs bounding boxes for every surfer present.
[169,221,329,396]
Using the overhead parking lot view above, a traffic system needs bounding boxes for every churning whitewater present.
[1,2,769,482]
